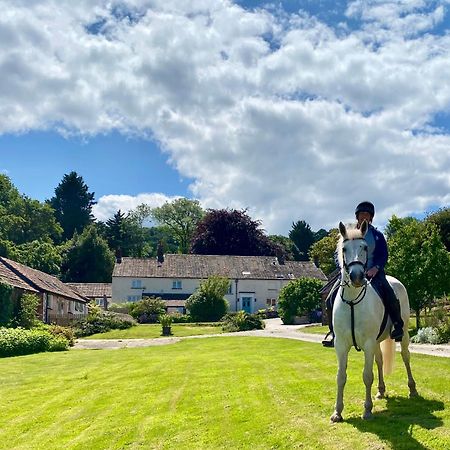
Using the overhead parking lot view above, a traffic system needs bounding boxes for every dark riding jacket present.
[366,224,388,272]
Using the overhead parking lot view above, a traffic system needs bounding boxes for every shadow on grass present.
[347,395,444,450]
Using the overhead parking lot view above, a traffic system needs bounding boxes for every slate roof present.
[114,254,327,282]
[0,259,39,292]
[67,283,112,299]
[0,257,86,302]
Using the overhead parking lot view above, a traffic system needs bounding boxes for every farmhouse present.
[112,254,327,313]
[0,256,88,325]
[67,283,112,309]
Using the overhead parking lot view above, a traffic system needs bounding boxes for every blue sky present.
[1,0,449,233]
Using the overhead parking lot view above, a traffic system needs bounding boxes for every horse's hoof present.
[375,392,385,400]
[362,411,374,420]
[330,413,343,423]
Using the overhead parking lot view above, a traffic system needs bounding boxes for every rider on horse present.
[322,201,404,347]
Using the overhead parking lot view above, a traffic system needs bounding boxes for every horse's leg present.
[374,343,386,399]
[331,341,349,423]
[362,344,375,419]
[400,334,418,397]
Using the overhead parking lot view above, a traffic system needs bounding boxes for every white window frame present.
[172,280,182,290]
[131,279,142,289]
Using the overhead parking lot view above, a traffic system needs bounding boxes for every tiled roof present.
[66,283,112,298]
[0,259,39,292]
[113,254,327,281]
[0,257,86,302]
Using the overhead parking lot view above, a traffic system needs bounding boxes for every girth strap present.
[340,284,367,352]
[349,303,361,352]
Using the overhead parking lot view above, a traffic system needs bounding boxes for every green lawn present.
[85,323,224,339]
[1,337,449,449]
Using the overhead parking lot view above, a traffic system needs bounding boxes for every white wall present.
[112,276,289,313]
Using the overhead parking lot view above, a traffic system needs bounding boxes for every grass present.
[85,323,224,339]
[0,337,449,449]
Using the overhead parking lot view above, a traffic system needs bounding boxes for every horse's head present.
[338,220,368,287]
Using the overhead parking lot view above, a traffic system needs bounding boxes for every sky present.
[1,0,449,235]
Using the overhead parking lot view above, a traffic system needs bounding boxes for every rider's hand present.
[366,267,379,279]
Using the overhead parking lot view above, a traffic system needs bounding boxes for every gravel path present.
[73,318,450,358]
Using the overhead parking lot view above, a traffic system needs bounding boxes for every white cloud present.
[93,193,180,222]
[1,0,450,233]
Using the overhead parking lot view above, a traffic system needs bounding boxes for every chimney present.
[157,241,164,266]
[115,247,122,264]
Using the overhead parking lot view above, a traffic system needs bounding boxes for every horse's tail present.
[381,338,396,376]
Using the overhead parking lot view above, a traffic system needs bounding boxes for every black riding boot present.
[386,292,404,341]
[322,304,334,347]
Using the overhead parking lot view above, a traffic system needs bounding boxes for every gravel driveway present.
[73,318,450,358]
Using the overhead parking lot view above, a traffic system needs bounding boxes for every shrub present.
[128,297,166,323]
[159,314,173,327]
[186,276,229,322]
[278,277,323,325]
[424,302,450,344]
[170,313,192,323]
[17,292,40,329]
[0,282,14,326]
[0,327,69,357]
[411,327,441,344]
[108,303,132,314]
[74,310,135,337]
[222,311,265,332]
[48,324,75,346]
[256,308,278,319]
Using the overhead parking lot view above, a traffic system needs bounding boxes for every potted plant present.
[160,314,173,336]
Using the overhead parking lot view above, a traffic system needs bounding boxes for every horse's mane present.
[336,223,364,268]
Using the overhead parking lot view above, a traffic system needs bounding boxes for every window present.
[58,300,64,314]
[131,280,142,289]
[47,294,53,309]
[226,282,233,295]
[172,280,182,290]
[127,295,140,302]
[266,299,276,307]
[75,302,84,312]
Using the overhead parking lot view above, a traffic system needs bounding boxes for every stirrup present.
[322,331,334,348]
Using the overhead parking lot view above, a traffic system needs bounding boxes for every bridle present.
[340,237,369,352]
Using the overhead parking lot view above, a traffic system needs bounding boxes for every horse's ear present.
[360,219,368,237]
[339,222,347,239]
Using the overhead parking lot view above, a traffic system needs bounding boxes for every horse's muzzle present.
[349,265,366,287]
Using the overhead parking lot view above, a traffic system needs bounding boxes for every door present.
[241,296,253,313]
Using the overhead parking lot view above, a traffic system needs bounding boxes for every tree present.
[191,209,283,257]
[268,235,295,261]
[384,215,418,239]
[186,275,229,321]
[15,241,62,275]
[61,225,115,282]
[426,207,450,251]
[387,218,450,329]
[289,220,315,261]
[151,198,204,253]
[49,172,95,241]
[278,277,323,324]
[128,297,166,323]
[309,229,339,276]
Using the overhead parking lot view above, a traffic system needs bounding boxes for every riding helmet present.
[355,201,375,218]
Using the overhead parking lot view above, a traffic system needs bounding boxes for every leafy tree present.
[268,235,295,261]
[426,207,450,251]
[191,209,283,257]
[314,228,328,242]
[151,198,204,253]
[15,241,62,275]
[387,219,450,329]
[61,225,114,282]
[146,226,178,255]
[309,229,339,276]
[186,275,229,322]
[49,172,95,241]
[17,293,40,329]
[278,277,323,324]
[289,220,315,261]
[384,215,418,239]
[0,282,14,326]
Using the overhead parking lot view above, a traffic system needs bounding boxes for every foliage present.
[256,308,278,319]
[387,218,450,329]
[410,327,441,344]
[49,171,95,241]
[221,311,265,332]
[159,314,173,327]
[423,302,450,344]
[289,220,315,261]
[16,292,40,329]
[61,225,115,282]
[0,327,69,357]
[278,277,323,324]
[426,207,450,251]
[128,297,166,323]
[74,307,135,337]
[191,208,282,257]
[47,324,75,347]
[186,275,229,322]
[0,282,14,326]
[308,228,339,276]
[170,313,193,323]
[151,198,204,253]
[268,235,295,261]
[107,303,132,314]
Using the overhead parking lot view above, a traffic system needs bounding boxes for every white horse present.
[330,221,418,423]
